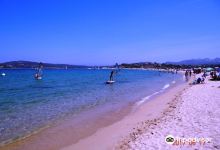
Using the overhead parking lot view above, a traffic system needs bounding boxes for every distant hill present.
[166,58,220,65]
[0,61,88,69]
[1,58,220,69]
[120,58,220,69]
[120,62,161,68]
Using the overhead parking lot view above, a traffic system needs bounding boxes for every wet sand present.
[1,102,133,150]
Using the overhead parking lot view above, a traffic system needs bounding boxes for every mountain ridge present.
[166,58,220,65]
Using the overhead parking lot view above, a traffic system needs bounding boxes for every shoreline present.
[1,75,185,150]
[61,79,188,150]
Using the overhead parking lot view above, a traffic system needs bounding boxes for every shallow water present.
[0,69,183,144]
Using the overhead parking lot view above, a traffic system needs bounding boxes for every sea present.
[0,69,184,145]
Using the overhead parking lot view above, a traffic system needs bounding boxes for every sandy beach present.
[118,78,220,150]
[62,76,220,150]
[1,0,220,149]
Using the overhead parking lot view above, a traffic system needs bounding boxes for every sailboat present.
[106,70,115,84]
[1,73,6,76]
[34,62,43,80]
[106,63,119,84]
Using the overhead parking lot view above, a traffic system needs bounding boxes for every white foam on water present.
[136,91,161,106]
[135,82,175,107]
[162,84,170,90]
[136,96,150,106]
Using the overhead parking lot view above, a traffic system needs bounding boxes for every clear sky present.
[0,0,220,65]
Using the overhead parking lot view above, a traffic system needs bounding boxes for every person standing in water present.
[109,70,114,81]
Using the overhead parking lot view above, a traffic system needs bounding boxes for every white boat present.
[106,80,115,84]
[35,75,42,80]
[1,73,6,76]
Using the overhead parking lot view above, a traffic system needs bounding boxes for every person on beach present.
[211,71,218,80]
[185,70,188,77]
[109,70,114,81]
[185,70,189,81]
[202,72,206,78]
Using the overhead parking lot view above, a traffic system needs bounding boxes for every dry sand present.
[118,78,220,150]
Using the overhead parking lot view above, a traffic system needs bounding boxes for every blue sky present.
[0,0,220,65]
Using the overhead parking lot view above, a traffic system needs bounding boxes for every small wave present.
[29,85,54,89]
[136,91,160,106]
[136,83,171,106]
[136,96,151,106]
[0,125,49,147]
[162,84,170,90]
[0,88,21,92]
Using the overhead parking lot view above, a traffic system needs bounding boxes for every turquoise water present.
[0,69,183,144]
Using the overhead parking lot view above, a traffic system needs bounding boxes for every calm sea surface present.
[0,69,183,144]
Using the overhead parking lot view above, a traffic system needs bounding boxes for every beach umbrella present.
[206,67,214,72]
